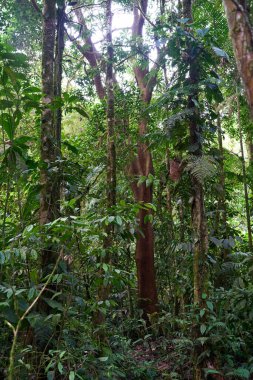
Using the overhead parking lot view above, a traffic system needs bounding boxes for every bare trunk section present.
[130,0,158,318]
[73,7,106,100]
[40,0,58,271]
[237,94,253,251]
[131,121,158,315]
[223,0,253,115]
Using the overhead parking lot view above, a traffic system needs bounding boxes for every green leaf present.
[28,287,36,301]
[210,237,222,247]
[72,107,89,119]
[200,324,206,335]
[102,263,109,272]
[0,99,13,110]
[14,136,33,146]
[115,216,122,226]
[69,371,75,380]
[62,141,79,154]
[212,46,229,60]
[47,371,55,380]
[42,298,64,311]
[205,369,221,375]
[196,28,209,38]
[7,288,13,299]
[59,351,66,359]
[98,357,109,362]
[58,362,64,374]
[0,113,14,139]
[0,252,5,264]
[108,216,114,223]
[197,337,208,346]
[200,309,205,318]
[176,18,190,24]
[206,301,213,312]
[228,368,250,379]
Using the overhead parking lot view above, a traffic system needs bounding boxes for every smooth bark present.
[223,0,253,115]
[130,0,158,317]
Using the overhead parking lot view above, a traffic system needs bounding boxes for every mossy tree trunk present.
[40,0,58,274]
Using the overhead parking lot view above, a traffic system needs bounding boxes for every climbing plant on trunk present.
[40,0,59,273]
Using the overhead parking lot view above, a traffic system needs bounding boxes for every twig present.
[66,2,106,14]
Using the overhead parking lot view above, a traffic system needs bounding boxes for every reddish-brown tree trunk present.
[69,0,159,318]
[130,0,159,318]
[131,120,158,315]
[223,0,253,115]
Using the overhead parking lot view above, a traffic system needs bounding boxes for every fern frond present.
[164,108,195,129]
[185,155,217,184]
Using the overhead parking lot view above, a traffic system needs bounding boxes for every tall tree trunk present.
[73,7,106,100]
[105,0,116,247]
[131,119,158,316]
[130,0,159,318]
[237,94,253,251]
[40,0,58,272]
[217,114,228,260]
[70,0,159,318]
[183,0,208,311]
[246,132,253,220]
[53,1,65,225]
[183,1,208,379]
[223,0,253,115]
[93,0,116,335]
[54,2,65,156]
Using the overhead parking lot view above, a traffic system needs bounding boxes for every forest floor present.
[132,338,190,379]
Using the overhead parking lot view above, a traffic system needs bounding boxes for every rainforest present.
[1,0,253,379]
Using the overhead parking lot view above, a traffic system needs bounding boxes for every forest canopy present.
[1,0,253,379]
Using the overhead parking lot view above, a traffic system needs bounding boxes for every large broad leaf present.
[42,298,64,311]
[0,113,14,140]
[71,106,89,119]
[62,141,79,154]
[227,368,250,379]
[13,136,33,148]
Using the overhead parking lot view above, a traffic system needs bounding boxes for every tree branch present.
[30,0,41,13]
